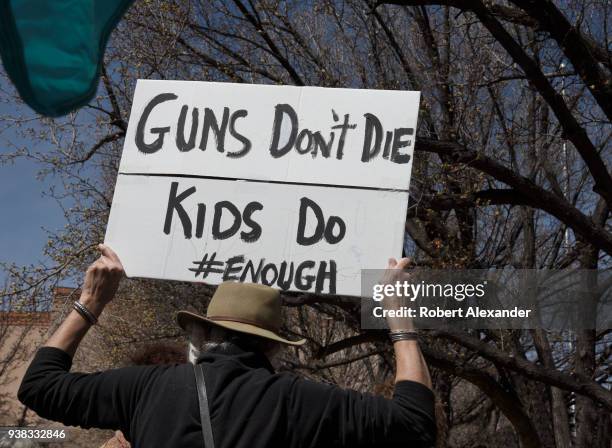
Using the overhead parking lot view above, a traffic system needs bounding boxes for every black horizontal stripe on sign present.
[118,172,409,193]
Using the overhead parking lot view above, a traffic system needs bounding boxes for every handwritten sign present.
[105,80,419,296]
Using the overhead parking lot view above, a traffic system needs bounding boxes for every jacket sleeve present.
[18,346,158,435]
[285,377,436,448]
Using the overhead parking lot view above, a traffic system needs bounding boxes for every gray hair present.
[186,322,280,364]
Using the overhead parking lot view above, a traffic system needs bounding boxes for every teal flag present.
[0,0,134,117]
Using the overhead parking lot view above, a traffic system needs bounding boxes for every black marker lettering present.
[195,203,206,238]
[189,251,224,278]
[277,262,295,290]
[324,216,346,244]
[295,261,316,291]
[241,201,264,242]
[382,130,393,159]
[176,105,199,152]
[331,112,356,160]
[391,128,413,164]
[313,132,333,158]
[296,129,313,155]
[136,93,177,154]
[187,254,337,293]
[261,263,279,286]
[212,201,241,239]
[164,181,195,238]
[315,260,337,294]
[297,197,325,246]
[361,113,383,162]
[200,107,230,152]
[227,109,252,158]
[269,104,298,158]
[223,255,245,281]
[240,258,264,282]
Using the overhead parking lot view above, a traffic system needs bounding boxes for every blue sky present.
[0,84,66,282]
[0,157,64,266]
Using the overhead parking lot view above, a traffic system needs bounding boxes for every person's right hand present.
[382,257,415,331]
[383,257,413,283]
[80,244,124,309]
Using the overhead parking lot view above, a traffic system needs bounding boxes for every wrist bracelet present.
[389,330,418,343]
[73,301,98,325]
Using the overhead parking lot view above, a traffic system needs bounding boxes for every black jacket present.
[18,345,435,447]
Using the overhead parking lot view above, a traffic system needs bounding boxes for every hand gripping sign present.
[105,80,420,296]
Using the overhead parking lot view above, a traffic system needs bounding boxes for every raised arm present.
[17,245,147,433]
[285,257,435,447]
[384,257,432,389]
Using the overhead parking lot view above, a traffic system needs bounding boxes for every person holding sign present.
[18,246,435,447]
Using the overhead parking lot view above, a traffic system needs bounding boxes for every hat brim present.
[176,310,306,346]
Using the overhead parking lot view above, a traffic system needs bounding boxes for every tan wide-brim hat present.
[177,282,306,346]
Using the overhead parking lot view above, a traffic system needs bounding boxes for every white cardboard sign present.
[105,80,419,296]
